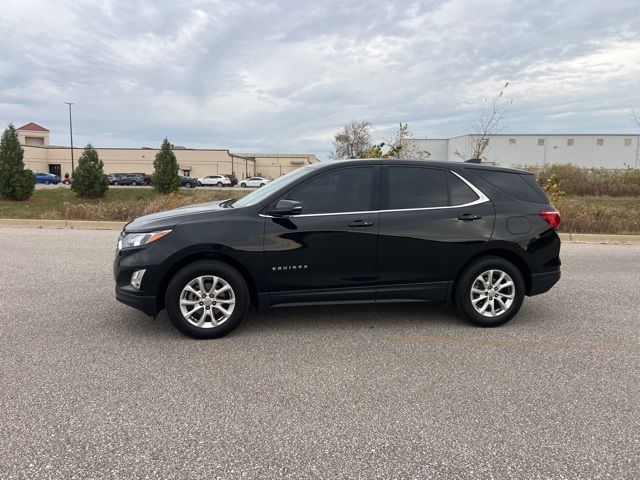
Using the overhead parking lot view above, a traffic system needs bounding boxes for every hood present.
[125,200,234,232]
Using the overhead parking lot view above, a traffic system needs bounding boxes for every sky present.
[1,0,639,159]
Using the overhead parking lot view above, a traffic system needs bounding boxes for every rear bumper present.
[528,270,561,296]
[115,286,158,317]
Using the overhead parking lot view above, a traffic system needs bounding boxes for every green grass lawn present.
[1,188,639,233]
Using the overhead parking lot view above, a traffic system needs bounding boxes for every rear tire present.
[240,182,246,188]
[165,260,249,339]
[217,182,223,187]
[454,256,525,327]
[131,181,137,186]
[184,182,192,188]
[113,181,119,186]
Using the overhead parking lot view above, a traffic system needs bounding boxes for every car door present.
[263,165,380,305]
[377,166,495,302]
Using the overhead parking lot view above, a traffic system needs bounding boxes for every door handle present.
[348,220,374,227]
[458,213,482,221]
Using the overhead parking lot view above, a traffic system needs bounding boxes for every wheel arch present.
[155,250,258,312]
[451,247,532,300]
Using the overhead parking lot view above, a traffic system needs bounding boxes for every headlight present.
[118,229,172,250]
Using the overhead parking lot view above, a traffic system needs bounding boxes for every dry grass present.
[556,196,640,234]
[46,190,246,221]
[537,164,640,197]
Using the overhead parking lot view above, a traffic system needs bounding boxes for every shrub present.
[153,138,180,193]
[537,164,640,196]
[11,169,36,200]
[0,123,35,200]
[71,144,109,197]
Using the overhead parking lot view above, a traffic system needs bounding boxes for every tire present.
[131,180,137,186]
[454,256,525,328]
[196,181,202,187]
[240,182,246,188]
[184,182,192,188]
[165,260,249,339]
[113,181,119,186]
[44,180,50,185]
[217,182,223,187]
[259,183,265,187]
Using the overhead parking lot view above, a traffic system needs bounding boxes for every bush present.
[537,164,640,196]
[0,123,35,200]
[11,169,36,200]
[71,144,109,197]
[153,138,180,194]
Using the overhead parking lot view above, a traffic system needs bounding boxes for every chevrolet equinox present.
[114,159,561,338]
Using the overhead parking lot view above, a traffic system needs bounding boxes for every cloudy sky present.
[1,0,639,158]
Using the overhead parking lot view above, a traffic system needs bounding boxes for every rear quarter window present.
[470,169,548,204]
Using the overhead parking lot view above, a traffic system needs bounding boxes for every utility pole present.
[65,102,75,172]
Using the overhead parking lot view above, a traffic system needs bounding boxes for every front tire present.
[240,182,246,188]
[217,182,223,187]
[165,260,249,339]
[454,256,524,327]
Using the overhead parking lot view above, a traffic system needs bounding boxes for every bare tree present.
[455,82,512,160]
[385,123,431,159]
[631,110,640,130]
[329,120,373,159]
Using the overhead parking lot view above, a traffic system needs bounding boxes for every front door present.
[263,165,380,305]
[48,164,61,177]
[377,166,495,301]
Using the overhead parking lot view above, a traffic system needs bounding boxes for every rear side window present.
[386,167,447,209]
[285,167,375,214]
[470,169,547,203]
[448,172,479,205]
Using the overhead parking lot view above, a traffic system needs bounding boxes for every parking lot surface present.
[1,228,639,479]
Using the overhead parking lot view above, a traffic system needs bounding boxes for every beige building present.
[17,123,318,179]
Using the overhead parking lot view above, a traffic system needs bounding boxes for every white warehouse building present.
[405,134,640,169]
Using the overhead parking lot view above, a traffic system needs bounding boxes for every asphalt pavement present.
[1,228,639,479]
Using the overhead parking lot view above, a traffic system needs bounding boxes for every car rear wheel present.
[113,181,119,186]
[454,256,524,327]
[259,183,265,187]
[165,260,249,339]
[217,182,223,187]
[240,182,246,188]
[131,180,137,186]
[184,182,192,188]
[44,180,50,185]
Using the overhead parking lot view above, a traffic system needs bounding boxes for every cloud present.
[1,0,639,158]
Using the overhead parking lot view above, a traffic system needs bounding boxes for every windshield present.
[232,165,317,208]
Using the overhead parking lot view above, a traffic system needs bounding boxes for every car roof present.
[310,158,531,174]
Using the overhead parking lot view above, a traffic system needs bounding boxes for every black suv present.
[110,173,145,186]
[114,160,561,338]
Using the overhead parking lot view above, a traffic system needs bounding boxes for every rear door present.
[376,166,495,302]
[263,165,380,305]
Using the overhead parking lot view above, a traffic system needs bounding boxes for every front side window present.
[386,167,447,209]
[284,167,375,214]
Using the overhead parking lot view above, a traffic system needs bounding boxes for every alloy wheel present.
[179,275,236,328]
[470,269,515,317]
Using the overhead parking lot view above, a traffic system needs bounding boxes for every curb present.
[0,219,126,230]
[558,233,640,245]
[1,219,640,244]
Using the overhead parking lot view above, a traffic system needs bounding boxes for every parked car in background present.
[34,172,60,185]
[197,174,231,187]
[110,173,145,186]
[180,176,198,188]
[240,176,271,188]
[223,174,238,186]
[133,173,153,186]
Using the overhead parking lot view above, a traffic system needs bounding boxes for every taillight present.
[539,209,561,230]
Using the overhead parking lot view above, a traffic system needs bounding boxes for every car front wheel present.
[454,256,524,328]
[240,182,246,188]
[165,260,249,339]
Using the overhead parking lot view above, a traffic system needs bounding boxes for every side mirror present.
[269,199,303,217]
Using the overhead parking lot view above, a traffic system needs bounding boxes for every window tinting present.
[387,167,447,209]
[285,167,375,214]
[449,173,479,205]
[471,169,547,204]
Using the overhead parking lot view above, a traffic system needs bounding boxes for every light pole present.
[65,102,75,172]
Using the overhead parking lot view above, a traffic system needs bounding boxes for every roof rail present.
[465,158,482,164]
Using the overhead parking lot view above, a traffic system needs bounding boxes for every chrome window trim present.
[259,169,490,218]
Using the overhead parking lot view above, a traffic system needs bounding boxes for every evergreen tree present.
[152,138,180,193]
[71,144,109,197]
[0,123,35,200]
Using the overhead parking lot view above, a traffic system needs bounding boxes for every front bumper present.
[528,270,561,296]
[115,285,158,317]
